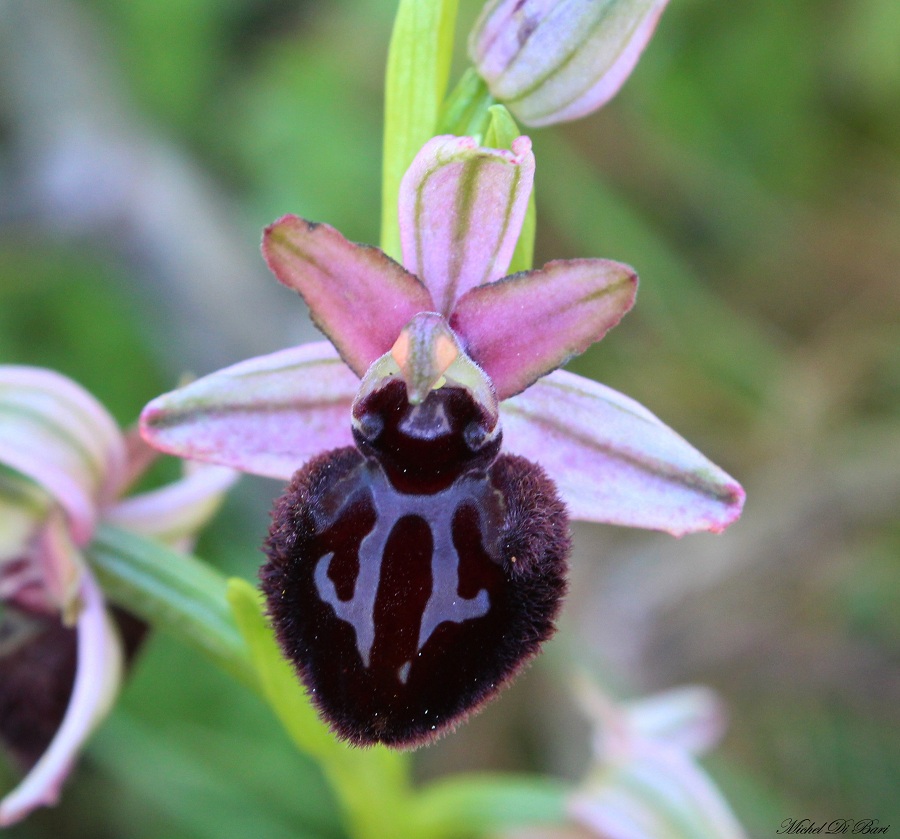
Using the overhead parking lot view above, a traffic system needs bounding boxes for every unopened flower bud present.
[469,0,669,126]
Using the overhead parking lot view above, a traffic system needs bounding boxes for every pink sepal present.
[500,370,745,535]
[140,342,358,481]
[451,258,637,400]
[263,216,433,377]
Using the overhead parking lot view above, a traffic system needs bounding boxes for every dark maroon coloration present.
[262,384,570,748]
[0,606,76,770]
[0,605,146,773]
[352,378,501,494]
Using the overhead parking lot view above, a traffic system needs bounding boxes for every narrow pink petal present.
[262,216,434,376]
[0,572,123,827]
[105,464,237,545]
[34,509,84,621]
[119,427,162,494]
[451,258,637,400]
[0,367,126,545]
[140,342,358,480]
[398,135,535,315]
[500,370,745,536]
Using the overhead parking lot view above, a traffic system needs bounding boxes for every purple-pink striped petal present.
[398,135,535,315]
[263,216,434,377]
[470,0,670,127]
[106,464,237,547]
[0,367,126,545]
[500,370,745,536]
[140,342,358,481]
[451,258,637,400]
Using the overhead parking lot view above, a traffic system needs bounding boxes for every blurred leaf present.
[535,136,783,408]
[90,713,330,839]
[410,774,567,838]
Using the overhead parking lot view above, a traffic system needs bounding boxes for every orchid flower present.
[491,681,747,839]
[0,366,235,826]
[470,0,671,127]
[140,134,744,748]
[564,679,748,839]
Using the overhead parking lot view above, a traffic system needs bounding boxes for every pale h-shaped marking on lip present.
[313,461,500,669]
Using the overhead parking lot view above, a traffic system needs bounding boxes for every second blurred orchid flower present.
[493,681,747,839]
[0,366,235,826]
[565,679,747,839]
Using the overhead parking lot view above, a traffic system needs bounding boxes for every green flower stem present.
[86,524,255,689]
[228,578,414,839]
[483,104,536,274]
[437,68,495,138]
[381,0,459,260]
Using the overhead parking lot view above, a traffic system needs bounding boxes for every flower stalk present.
[381,0,460,260]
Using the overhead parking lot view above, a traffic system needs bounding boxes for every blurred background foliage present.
[1,0,898,836]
